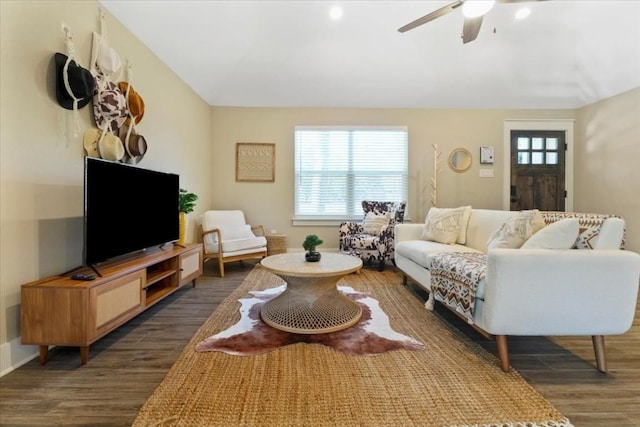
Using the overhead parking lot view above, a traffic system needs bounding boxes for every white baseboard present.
[0,337,40,377]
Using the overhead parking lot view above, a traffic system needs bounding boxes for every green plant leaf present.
[179,188,198,213]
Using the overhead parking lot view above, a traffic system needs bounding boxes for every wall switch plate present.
[479,169,494,178]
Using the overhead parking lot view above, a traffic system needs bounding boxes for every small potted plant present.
[178,188,198,245]
[303,234,323,262]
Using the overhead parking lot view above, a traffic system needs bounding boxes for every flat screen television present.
[84,157,180,267]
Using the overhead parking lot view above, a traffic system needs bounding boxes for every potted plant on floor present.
[303,234,323,262]
[178,188,198,245]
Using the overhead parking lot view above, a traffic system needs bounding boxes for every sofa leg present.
[378,260,385,271]
[592,335,608,373]
[496,335,510,372]
[402,274,408,286]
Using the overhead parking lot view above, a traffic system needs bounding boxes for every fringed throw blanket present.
[429,252,487,324]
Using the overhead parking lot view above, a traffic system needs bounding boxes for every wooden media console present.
[21,243,203,365]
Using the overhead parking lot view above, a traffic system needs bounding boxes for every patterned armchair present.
[339,200,407,271]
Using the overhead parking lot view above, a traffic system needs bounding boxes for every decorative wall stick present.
[431,144,441,208]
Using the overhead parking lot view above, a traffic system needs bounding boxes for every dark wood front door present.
[510,130,566,211]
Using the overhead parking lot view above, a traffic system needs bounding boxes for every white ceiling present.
[100,0,640,109]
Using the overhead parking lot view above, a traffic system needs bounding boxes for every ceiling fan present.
[398,0,546,44]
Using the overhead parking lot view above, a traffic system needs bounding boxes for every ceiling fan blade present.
[499,0,549,3]
[398,0,463,33]
[462,15,484,44]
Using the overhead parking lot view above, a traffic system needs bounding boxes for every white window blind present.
[294,126,408,220]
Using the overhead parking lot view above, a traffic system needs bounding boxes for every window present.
[294,126,408,223]
[516,136,561,165]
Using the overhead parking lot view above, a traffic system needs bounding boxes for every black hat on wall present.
[54,52,95,110]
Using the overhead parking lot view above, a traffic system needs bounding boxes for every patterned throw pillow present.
[521,218,579,249]
[362,212,390,235]
[487,209,545,250]
[422,206,468,244]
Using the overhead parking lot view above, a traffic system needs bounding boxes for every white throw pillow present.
[456,206,472,244]
[487,209,545,250]
[362,212,390,235]
[422,206,468,245]
[521,218,580,249]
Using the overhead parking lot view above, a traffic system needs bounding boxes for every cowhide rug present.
[195,285,424,356]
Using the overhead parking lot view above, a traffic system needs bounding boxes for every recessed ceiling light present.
[515,7,531,20]
[330,5,343,20]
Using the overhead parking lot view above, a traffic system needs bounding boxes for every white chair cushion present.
[202,210,247,230]
[201,210,266,254]
[222,236,267,253]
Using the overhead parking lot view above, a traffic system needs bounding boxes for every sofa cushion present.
[362,212,390,235]
[221,236,267,253]
[395,240,482,269]
[422,206,469,244]
[487,209,545,250]
[521,218,579,249]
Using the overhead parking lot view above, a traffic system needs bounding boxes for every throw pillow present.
[362,212,390,235]
[422,206,468,245]
[521,218,580,249]
[456,205,472,244]
[487,209,545,250]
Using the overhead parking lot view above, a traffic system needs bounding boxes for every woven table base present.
[260,274,362,333]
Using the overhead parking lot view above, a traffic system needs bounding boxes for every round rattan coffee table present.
[260,252,363,334]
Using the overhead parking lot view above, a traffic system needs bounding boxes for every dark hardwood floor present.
[1,261,638,426]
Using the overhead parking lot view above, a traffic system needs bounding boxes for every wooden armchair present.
[200,210,268,277]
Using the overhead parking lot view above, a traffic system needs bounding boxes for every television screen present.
[84,157,180,265]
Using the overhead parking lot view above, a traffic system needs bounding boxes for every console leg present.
[79,346,89,365]
[38,345,48,365]
[496,335,510,372]
[592,335,608,373]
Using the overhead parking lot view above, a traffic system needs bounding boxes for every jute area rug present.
[133,266,571,427]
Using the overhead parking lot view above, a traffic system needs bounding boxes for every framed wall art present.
[236,142,275,182]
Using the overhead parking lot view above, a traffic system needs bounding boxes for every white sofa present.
[394,208,640,372]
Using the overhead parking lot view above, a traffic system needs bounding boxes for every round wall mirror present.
[448,148,472,173]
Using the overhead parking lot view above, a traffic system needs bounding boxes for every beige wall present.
[0,1,213,374]
[210,107,575,251]
[2,0,637,377]
[575,88,640,253]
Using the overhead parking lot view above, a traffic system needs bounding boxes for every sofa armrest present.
[394,224,424,243]
[479,249,640,336]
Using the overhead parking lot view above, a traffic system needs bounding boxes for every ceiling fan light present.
[462,1,496,18]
